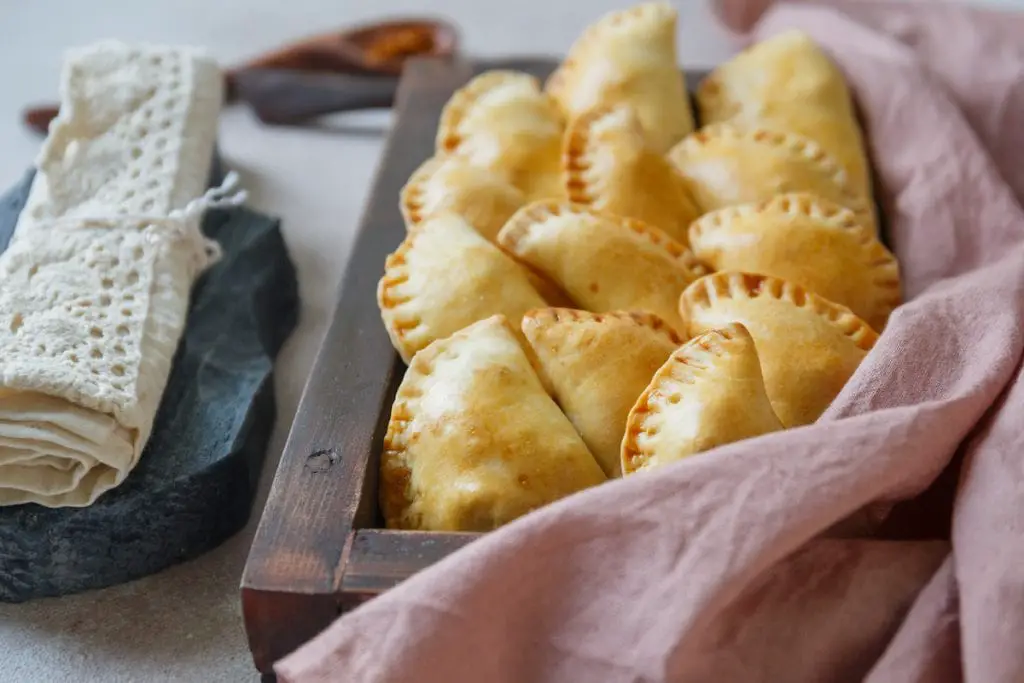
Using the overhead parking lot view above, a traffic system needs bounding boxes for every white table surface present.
[0,1,1016,681]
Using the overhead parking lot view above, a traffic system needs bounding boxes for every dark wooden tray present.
[240,56,713,676]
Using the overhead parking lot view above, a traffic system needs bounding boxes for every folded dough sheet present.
[0,42,223,507]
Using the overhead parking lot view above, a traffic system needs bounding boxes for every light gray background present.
[0,1,1017,681]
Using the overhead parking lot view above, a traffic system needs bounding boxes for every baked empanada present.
[547,1,695,152]
[564,105,701,245]
[380,315,606,531]
[668,123,874,231]
[621,322,784,475]
[688,193,900,330]
[378,212,547,363]
[497,201,707,333]
[400,155,526,242]
[437,70,564,201]
[697,30,872,200]
[680,272,878,427]
[521,308,682,477]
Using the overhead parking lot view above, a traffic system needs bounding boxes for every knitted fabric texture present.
[0,41,224,507]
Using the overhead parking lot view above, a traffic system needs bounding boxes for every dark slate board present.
[0,167,299,602]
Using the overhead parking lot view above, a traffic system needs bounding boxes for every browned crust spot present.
[687,193,901,326]
[621,322,750,473]
[399,156,444,228]
[377,232,428,355]
[680,272,879,351]
[562,104,624,206]
[380,316,511,528]
[437,71,542,156]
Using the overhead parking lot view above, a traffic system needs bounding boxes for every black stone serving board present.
[0,167,299,602]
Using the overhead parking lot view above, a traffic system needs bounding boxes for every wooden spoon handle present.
[230,69,399,125]
[20,16,458,134]
[23,106,59,135]
[21,69,400,134]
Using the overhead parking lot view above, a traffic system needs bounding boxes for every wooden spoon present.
[21,17,460,133]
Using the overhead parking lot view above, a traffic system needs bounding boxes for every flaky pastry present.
[688,193,900,330]
[437,70,565,201]
[400,155,526,242]
[668,123,875,232]
[697,30,872,200]
[680,272,878,427]
[546,2,695,153]
[380,315,606,531]
[621,322,784,475]
[564,105,701,245]
[521,308,683,477]
[378,212,546,363]
[497,201,707,333]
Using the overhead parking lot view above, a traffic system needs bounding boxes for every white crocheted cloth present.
[0,41,225,507]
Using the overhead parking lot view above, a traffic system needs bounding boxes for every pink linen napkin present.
[277,3,1024,681]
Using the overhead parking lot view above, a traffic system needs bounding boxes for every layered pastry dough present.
[0,42,223,507]
[621,323,784,475]
[497,201,707,333]
[521,308,682,477]
[697,30,872,200]
[380,315,606,531]
[688,193,900,330]
[564,105,701,245]
[680,272,878,427]
[400,155,525,242]
[378,212,547,363]
[547,2,694,152]
[668,123,874,232]
[437,71,565,201]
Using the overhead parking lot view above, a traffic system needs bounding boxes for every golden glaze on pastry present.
[668,123,875,231]
[519,264,578,309]
[564,105,701,245]
[437,70,565,201]
[621,323,784,475]
[378,212,547,363]
[680,272,878,427]
[497,201,708,333]
[521,308,683,477]
[697,30,872,200]
[400,155,526,242]
[380,315,606,531]
[546,2,695,153]
[688,193,900,330]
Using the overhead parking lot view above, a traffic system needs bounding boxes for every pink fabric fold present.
[276,3,1024,681]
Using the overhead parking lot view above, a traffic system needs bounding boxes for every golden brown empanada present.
[697,30,872,200]
[400,155,526,242]
[547,1,695,152]
[498,201,707,333]
[688,193,900,330]
[680,272,878,427]
[668,123,874,231]
[563,105,701,245]
[380,315,606,531]
[621,322,784,475]
[437,70,564,201]
[378,212,547,363]
[521,308,683,477]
